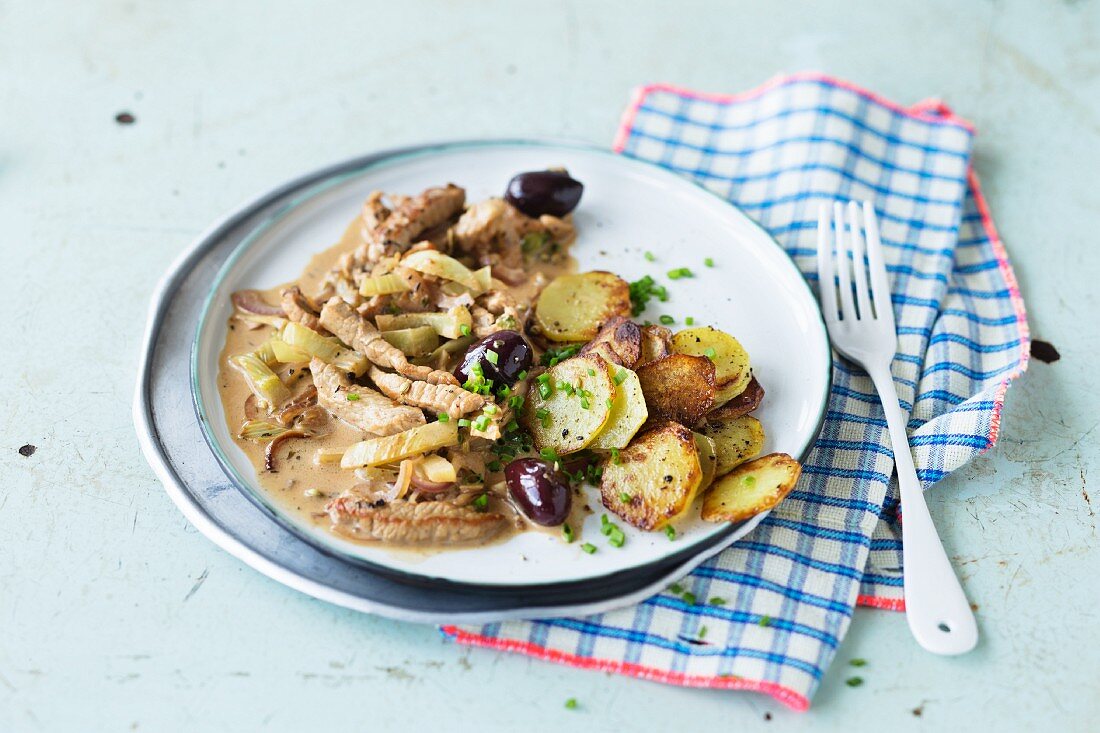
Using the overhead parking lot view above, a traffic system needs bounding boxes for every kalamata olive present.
[454,330,533,387]
[505,458,572,526]
[504,171,584,218]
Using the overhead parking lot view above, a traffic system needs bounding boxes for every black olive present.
[454,330,533,387]
[505,458,572,526]
[504,171,584,218]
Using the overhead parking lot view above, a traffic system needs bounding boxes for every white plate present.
[192,141,830,588]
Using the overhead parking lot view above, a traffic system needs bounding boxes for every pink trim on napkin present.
[441,625,811,712]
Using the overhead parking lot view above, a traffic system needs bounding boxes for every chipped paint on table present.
[1,1,1096,730]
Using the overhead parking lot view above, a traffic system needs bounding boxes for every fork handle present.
[867,363,979,655]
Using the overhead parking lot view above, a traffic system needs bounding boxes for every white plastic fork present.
[817,201,978,655]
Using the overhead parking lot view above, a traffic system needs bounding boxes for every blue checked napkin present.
[442,73,1030,710]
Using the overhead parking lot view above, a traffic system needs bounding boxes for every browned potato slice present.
[694,432,719,490]
[698,414,765,475]
[520,355,615,454]
[705,376,764,422]
[671,326,751,405]
[535,272,632,342]
[589,364,648,450]
[638,324,672,366]
[636,353,716,426]
[600,422,702,530]
[578,316,642,368]
[701,453,802,523]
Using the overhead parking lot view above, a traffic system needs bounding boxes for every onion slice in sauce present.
[232,289,286,316]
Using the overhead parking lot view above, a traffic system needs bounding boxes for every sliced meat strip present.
[326,497,506,545]
[369,366,485,417]
[350,184,466,268]
[281,286,324,331]
[319,298,458,385]
[311,358,424,436]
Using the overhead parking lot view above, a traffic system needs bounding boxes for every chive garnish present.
[659,314,675,325]
[667,267,694,280]
[708,597,727,606]
[460,324,471,336]
[437,412,450,422]
[665,525,676,541]
[845,677,864,688]
[562,523,574,543]
[457,418,471,428]
[703,347,717,360]
[704,257,715,267]
[758,615,772,627]
[346,393,360,401]
[485,350,499,365]
[685,316,695,325]
[644,251,656,262]
[564,698,578,709]
[581,543,597,554]
[613,369,628,385]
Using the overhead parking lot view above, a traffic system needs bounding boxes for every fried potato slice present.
[589,363,648,450]
[636,353,716,426]
[694,432,719,491]
[671,326,751,405]
[698,414,765,475]
[535,271,632,342]
[638,324,672,366]
[705,376,764,422]
[600,422,702,530]
[701,453,802,523]
[520,355,615,454]
[578,316,642,368]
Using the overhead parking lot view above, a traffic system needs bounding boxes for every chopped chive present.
[704,257,715,267]
[485,350,499,365]
[758,615,772,627]
[742,475,757,488]
[849,658,868,667]
[605,398,613,410]
[601,513,610,525]
[682,592,697,605]
[457,418,472,428]
[536,372,551,383]
[685,316,695,325]
[610,447,621,465]
[703,347,717,360]
[562,523,574,543]
[613,369,628,385]
[540,447,560,462]
[579,395,590,409]
[658,314,675,325]
[665,525,676,541]
[619,492,632,503]
[538,383,552,399]
[698,625,708,639]
[608,530,625,548]
[845,677,864,688]
[517,370,528,380]
[581,543,597,554]
[564,697,578,709]
[644,251,656,262]
[667,267,694,280]
[587,368,596,376]
[346,393,360,401]
[482,403,498,414]
[460,324,471,336]
[669,583,684,594]
[508,395,524,410]
[487,460,503,472]
[535,408,550,419]
[708,597,727,606]
[437,412,450,422]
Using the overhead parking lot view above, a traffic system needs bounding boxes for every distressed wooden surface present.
[1,1,1096,730]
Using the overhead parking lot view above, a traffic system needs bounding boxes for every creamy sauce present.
[216,211,585,552]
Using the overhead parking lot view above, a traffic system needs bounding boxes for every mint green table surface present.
[2,1,1096,730]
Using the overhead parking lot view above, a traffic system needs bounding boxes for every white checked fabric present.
[443,74,1030,711]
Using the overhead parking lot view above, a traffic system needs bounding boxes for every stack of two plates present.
[133,141,831,624]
